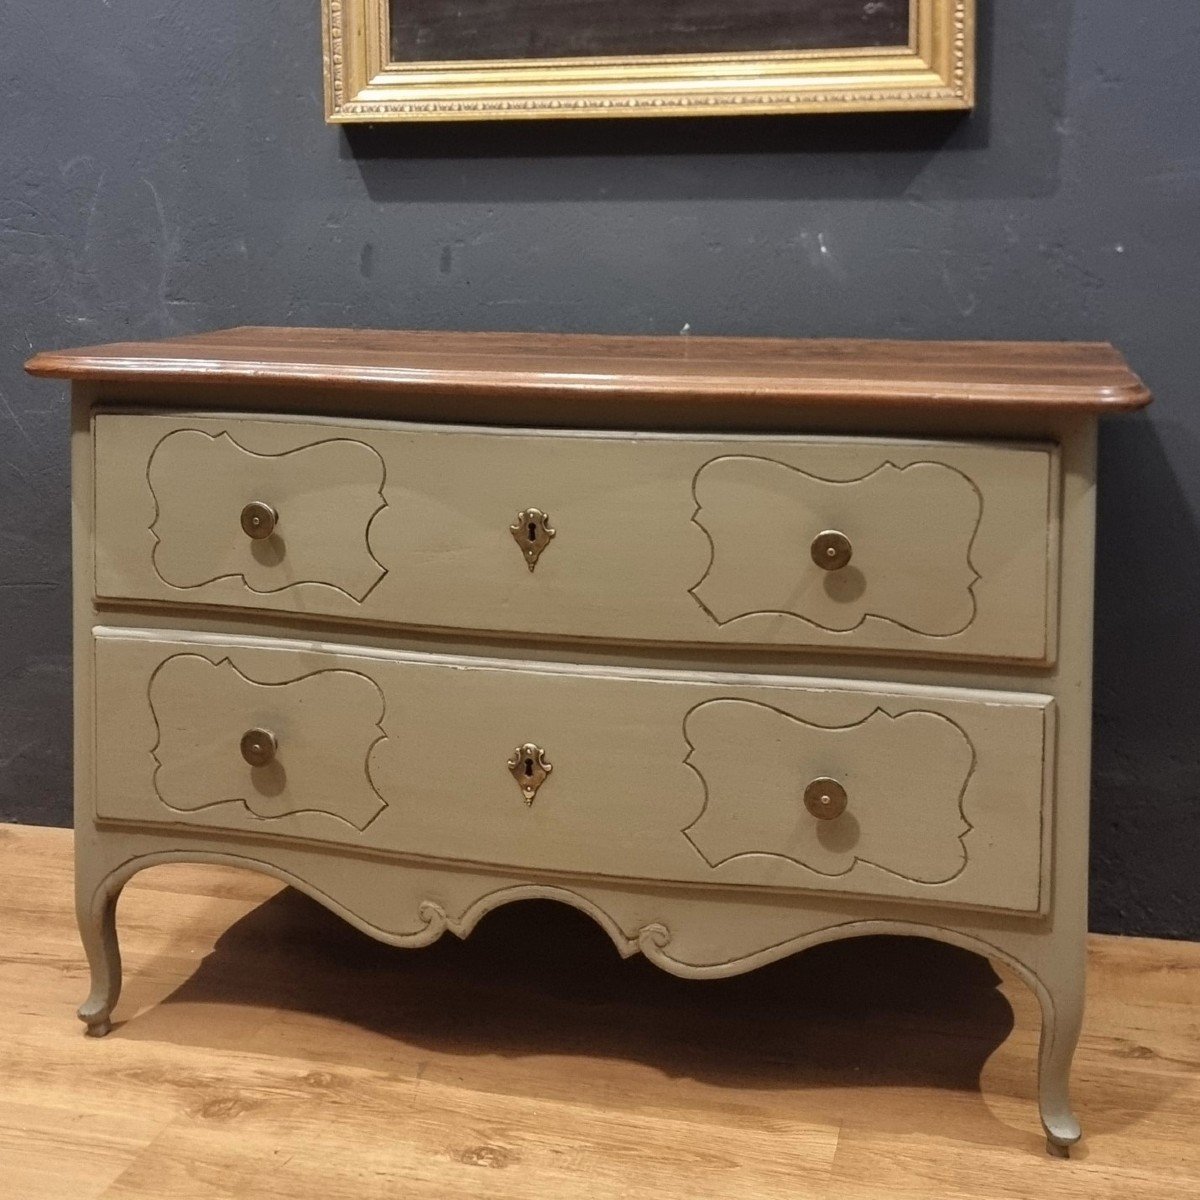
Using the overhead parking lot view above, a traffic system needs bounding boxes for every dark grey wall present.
[3,2,1198,937]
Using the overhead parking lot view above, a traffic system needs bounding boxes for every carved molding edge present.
[325,0,346,112]
[333,86,970,121]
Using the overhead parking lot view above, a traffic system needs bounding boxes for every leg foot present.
[76,863,124,1037]
[1036,973,1084,1158]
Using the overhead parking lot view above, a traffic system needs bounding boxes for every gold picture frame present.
[323,0,975,124]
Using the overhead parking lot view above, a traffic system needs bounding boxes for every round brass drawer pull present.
[811,529,852,571]
[240,727,278,768]
[804,777,847,821]
[240,501,278,540]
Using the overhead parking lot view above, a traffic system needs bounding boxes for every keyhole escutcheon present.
[508,742,552,804]
[510,508,556,572]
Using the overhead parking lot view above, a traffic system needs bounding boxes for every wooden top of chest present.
[27,326,1149,415]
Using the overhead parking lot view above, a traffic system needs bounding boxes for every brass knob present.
[811,530,852,571]
[240,727,278,767]
[804,777,847,821]
[240,501,278,540]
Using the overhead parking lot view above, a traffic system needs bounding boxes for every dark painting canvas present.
[389,0,911,63]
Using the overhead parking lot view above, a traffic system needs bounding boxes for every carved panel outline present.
[687,454,984,638]
[681,698,977,885]
[147,429,389,602]
[147,652,389,831]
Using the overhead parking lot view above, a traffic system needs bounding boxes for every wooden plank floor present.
[1,824,1198,1199]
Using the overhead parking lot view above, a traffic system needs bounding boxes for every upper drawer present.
[93,413,1059,662]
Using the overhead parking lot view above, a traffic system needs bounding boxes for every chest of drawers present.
[27,328,1148,1156]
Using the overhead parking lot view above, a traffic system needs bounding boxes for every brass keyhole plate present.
[508,742,552,804]
[511,508,556,571]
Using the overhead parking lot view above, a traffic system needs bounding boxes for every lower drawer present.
[92,630,1053,914]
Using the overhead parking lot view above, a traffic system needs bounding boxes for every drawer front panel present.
[95,413,1058,662]
[93,632,1053,914]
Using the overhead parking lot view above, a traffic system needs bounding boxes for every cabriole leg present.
[1037,972,1084,1157]
[76,864,125,1036]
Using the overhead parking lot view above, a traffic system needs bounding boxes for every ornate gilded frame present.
[322,0,975,123]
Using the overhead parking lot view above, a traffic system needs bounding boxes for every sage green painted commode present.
[25,328,1151,1158]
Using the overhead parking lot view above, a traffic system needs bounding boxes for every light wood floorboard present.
[1,824,1197,1199]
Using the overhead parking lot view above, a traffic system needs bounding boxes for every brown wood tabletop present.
[25,327,1150,412]
[3,823,1198,1200]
